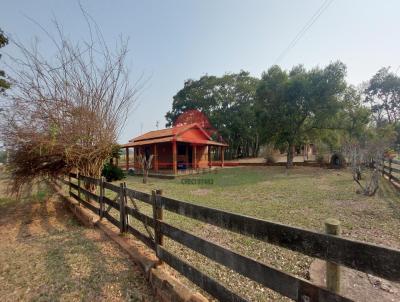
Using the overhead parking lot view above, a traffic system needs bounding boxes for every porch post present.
[154,144,158,172]
[172,141,177,175]
[193,145,197,170]
[133,148,135,169]
[185,144,189,167]
[221,146,224,167]
[208,145,212,168]
[125,147,129,171]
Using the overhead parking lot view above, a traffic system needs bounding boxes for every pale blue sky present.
[1,1,399,143]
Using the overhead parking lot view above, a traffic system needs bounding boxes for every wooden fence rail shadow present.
[63,172,400,302]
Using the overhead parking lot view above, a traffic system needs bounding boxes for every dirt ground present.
[224,155,316,163]
[0,178,155,302]
[310,259,400,302]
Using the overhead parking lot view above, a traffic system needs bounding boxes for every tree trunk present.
[235,145,240,159]
[142,167,147,184]
[286,143,294,168]
[253,134,259,157]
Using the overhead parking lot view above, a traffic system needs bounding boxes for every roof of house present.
[123,123,228,147]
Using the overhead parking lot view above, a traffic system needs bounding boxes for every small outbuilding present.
[122,123,228,176]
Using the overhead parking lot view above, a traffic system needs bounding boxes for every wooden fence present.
[376,157,400,187]
[63,173,400,302]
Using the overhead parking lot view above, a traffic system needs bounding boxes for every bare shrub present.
[1,12,139,192]
[137,154,153,184]
[261,143,277,163]
[343,139,387,196]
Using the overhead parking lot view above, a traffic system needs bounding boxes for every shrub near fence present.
[62,173,400,302]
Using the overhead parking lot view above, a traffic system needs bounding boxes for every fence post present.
[77,172,81,204]
[389,158,393,181]
[99,177,105,218]
[119,183,126,233]
[152,189,164,255]
[68,173,71,196]
[325,218,341,293]
[382,158,385,176]
[123,182,130,227]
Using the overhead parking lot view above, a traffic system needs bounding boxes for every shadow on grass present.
[379,178,400,221]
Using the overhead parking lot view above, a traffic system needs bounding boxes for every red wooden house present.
[122,123,228,176]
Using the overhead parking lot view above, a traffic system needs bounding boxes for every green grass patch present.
[111,166,400,300]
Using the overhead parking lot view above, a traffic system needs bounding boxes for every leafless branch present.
[1,9,140,192]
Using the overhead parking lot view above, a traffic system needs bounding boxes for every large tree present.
[166,71,260,158]
[305,87,371,156]
[364,67,400,151]
[337,86,371,143]
[256,62,347,167]
[365,67,400,126]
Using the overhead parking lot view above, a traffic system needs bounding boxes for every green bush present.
[102,163,125,182]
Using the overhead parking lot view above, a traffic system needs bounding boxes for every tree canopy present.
[166,71,260,158]
[165,62,388,165]
[365,67,400,126]
[255,62,347,166]
[364,67,400,150]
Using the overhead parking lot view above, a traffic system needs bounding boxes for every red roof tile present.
[124,123,228,147]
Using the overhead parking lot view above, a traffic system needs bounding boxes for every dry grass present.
[0,173,155,302]
[115,166,400,301]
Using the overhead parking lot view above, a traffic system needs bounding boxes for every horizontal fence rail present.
[62,173,400,302]
[103,196,119,210]
[389,158,400,165]
[160,195,400,281]
[159,221,351,302]
[156,245,247,302]
[103,181,120,192]
[376,157,400,186]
